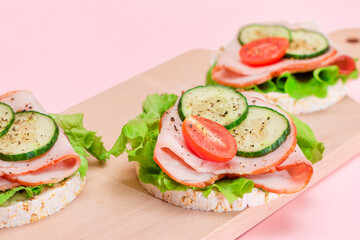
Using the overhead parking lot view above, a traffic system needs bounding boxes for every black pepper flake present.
[170,117,175,122]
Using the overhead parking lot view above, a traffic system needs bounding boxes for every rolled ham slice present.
[0,90,81,190]
[153,147,220,188]
[247,146,313,194]
[153,97,313,193]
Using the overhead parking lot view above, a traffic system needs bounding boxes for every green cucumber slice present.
[285,29,329,59]
[0,111,59,161]
[230,106,290,158]
[0,103,15,138]
[178,85,248,129]
[238,24,291,45]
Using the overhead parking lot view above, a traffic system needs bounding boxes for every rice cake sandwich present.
[118,85,324,212]
[207,22,358,114]
[0,90,118,228]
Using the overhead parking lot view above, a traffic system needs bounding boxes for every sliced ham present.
[155,98,296,175]
[153,147,219,188]
[4,155,80,186]
[0,177,19,191]
[212,22,344,88]
[247,146,313,194]
[153,97,313,194]
[0,90,81,190]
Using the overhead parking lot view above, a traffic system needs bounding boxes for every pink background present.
[1,1,360,239]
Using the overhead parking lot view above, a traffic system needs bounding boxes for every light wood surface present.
[2,30,360,240]
[329,28,360,70]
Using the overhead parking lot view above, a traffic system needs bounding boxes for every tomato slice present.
[182,116,237,162]
[239,37,289,66]
[330,55,356,75]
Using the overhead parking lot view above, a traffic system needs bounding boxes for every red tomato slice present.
[182,116,237,162]
[330,55,356,75]
[239,37,289,66]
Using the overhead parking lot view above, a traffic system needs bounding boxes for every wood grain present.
[1,30,360,240]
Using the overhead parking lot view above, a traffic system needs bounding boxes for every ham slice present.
[247,146,313,193]
[153,147,220,188]
[0,90,81,190]
[212,22,343,88]
[153,97,313,193]
[0,177,19,191]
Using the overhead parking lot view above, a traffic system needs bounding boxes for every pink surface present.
[0,1,359,239]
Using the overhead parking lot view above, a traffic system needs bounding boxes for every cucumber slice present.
[0,103,15,138]
[285,29,329,59]
[238,24,291,45]
[178,86,248,129]
[0,111,59,161]
[230,106,290,158]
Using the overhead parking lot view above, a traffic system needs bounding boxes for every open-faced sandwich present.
[118,85,324,212]
[207,22,358,114]
[0,90,119,228]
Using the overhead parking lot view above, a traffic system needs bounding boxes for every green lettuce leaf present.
[117,93,182,190]
[50,113,127,178]
[51,113,107,178]
[244,79,279,93]
[284,72,328,99]
[0,185,43,205]
[196,178,254,204]
[339,68,359,83]
[206,63,358,99]
[290,113,325,163]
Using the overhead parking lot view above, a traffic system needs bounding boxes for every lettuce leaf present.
[0,185,43,205]
[196,178,254,204]
[283,72,329,99]
[244,79,279,93]
[206,63,358,99]
[50,113,126,178]
[290,114,325,164]
[51,113,107,178]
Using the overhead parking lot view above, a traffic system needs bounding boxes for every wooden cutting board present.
[2,29,360,240]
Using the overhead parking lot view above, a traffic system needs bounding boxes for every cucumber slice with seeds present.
[178,86,248,129]
[230,106,290,158]
[0,103,15,138]
[0,111,59,161]
[285,29,329,59]
[238,24,291,45]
